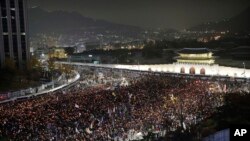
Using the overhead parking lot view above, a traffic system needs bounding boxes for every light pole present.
[88,54,92,63]
[137,59,140,72]
[243,62,246,78]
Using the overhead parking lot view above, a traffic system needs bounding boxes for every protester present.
[0,68,248,141]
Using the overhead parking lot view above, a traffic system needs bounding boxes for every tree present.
[4,58,16,72]
[27,56,42,70]
[61,64,73,80]
[64,47,75,55]
[47,58,56,72]
[142,41,162,59]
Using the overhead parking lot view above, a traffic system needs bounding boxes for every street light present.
[88,54,92,64]
[137,59,140,71]
[243,62,246,77]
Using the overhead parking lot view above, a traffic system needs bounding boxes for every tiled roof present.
[178,48,211,54]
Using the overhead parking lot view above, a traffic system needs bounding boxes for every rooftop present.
[177,48,212,54]
[174,56,215,60]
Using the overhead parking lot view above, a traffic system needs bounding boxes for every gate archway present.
[180,67,185,73]
[189,67,195,74]
[200,68,205,75]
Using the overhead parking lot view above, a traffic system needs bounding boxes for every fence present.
[0,71,79,103]
[0,93,9,101]
[8,82,53,97]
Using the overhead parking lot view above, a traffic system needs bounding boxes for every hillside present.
[189,7,250,32]
[28,8,143,36]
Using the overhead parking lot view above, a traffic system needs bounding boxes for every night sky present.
[29,0,250,29]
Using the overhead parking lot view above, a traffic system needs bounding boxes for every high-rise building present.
[0,0,29,69]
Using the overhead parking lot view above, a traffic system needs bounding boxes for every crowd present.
[0,68,249,141]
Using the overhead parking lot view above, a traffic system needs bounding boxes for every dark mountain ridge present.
[189,7,250,32]
[28,8,143,36]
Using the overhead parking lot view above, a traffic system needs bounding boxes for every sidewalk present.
[0,71,80,104]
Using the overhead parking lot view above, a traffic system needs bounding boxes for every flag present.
[108,108,111,117]
[75,128,80,134]
[123,104,127,113]
[112,92,116,97]
[98,117,104,126]
[75,104,80,108]
[85,119,95,134]
[85,128,93,134]
[90,120,95,129]
[128,93,132,100]
[170,94,176,103]
[135,132,143,140]
[223,84,227,93]
[183,122,186,130]
[112,118,115,128]
[208,91,211,96]
[108,134,112,140]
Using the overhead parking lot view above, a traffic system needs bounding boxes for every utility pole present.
[243,62,246,77]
